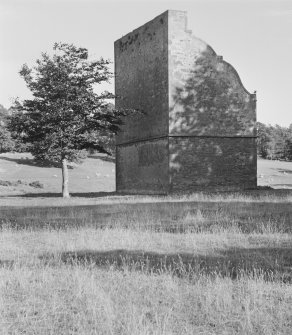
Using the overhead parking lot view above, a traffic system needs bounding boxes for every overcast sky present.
[1,0,291,126]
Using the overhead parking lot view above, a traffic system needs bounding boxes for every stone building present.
[115,10,257,194]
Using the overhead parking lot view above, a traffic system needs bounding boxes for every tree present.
[0,104,15,152]
[0,104,10,122]
[0,126,15,152]
[256,122,292,161]
[10,43,131,197]
[256,122,274,159]
[285,124,292,161]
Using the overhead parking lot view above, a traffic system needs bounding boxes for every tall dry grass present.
[1,264,291,335]
[1,188,292,208]
[0,217,291,335]
[1,197,292,234]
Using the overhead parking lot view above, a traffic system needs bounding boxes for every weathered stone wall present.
[168,10,256,137]
[116,139,169,194]
[169,137,257,192]
[166,10,257,192]
[115,10,257,194]
[115,12,169,144]
[115,11,170,193]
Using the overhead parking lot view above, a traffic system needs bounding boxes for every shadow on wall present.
[39,247,292,282]
[169,50,256,191]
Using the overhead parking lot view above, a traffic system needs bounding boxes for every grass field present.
[0,209,291,334]
[0,152,115,198]
[0,153,291,334]
[0,152,292,197]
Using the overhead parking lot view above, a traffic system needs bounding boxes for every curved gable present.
[168,10,256,137]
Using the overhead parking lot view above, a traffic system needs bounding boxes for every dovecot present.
[115,10,257,194]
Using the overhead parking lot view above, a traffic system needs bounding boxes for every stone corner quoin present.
[114,10,257,194]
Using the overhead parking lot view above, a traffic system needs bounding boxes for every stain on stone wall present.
[116,139,169,194]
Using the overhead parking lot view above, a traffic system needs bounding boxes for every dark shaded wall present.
[115,11,169,193]
[115,12,169,143]
[116,139,169,194]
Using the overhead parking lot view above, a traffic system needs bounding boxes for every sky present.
[0,0,291,126]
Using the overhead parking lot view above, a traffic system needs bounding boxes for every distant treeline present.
[0,104,16,152]
[0,104,291,160]
[257,122,292,161]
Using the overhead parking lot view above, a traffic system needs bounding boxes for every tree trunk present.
[61,158,70,198]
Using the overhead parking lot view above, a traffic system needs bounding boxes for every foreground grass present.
[1,189,292,208]
[1,196,292,235]
[0,226,291,334]
[1,265,291,335]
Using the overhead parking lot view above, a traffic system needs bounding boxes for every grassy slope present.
[0,153,292,208]
[0,152,115,197]
[257,158,292,189]
[1,153,292,197]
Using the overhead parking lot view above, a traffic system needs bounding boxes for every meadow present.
[0,153,291,334]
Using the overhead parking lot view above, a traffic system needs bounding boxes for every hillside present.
[0,152,115,197]
[0,153,291,198]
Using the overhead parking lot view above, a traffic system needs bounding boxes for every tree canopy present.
[0,104,15,153]
[257,122,292,160]
[10,42,132,197]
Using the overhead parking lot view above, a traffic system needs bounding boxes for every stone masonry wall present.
[169,137,257,192]
[115,10,257,194]
[167,10,257,192]
[168,10,256,137]
[115,12,169,144]
[115,11,170,193]
[116,139,169,194]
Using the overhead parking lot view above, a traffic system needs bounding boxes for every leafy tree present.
[285,124,292,160]
[0,104,15,152]
[256,122,274,158]
[0,126,15,152]
[256,122,292,160]
[10,43,131,197]
[265,124,290,160]
[0,104,10,122]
